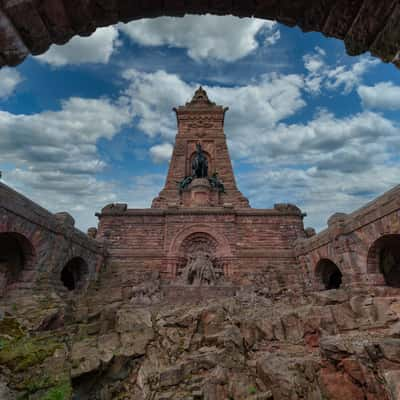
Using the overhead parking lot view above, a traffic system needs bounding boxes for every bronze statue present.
[208,172,225,193]
[192,143,208,178]
[177,144,225,193]
[178,176,193,192]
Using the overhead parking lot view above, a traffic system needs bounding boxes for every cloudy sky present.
[0,15,399,232]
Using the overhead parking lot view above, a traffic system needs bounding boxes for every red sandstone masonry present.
[152,88,249,209]
[0,182,104,301]
[96,90,307,291]
[96,206,305,287]
[0,1,399,68]
[295,184,400,290]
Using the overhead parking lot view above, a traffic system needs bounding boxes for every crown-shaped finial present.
[187,87,215,107]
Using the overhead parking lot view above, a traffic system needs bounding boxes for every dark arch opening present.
[368,235,400,288]
[316,259,343,290]
[0,232,34,295]
[60,257,88,291]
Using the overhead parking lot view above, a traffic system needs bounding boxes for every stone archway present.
[367,234,400,288]
[0,2,399,68]
[315,258,343,290]
[0,232,35,296]
[60,256,89,291]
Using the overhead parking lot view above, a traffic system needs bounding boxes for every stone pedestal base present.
[189,178,211,207]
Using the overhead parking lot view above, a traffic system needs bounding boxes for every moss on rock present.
[39,381,72,400]
[0,317,25,339]
[0,335,62,372]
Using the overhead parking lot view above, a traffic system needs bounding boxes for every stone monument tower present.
[152,87,249,209]
[96,88,305,295]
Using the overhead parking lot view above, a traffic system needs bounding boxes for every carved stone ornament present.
[180,251,217,286]
[177,233,224,286]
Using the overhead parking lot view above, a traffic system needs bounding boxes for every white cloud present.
[117,174,166,209]
[119,15,277,62]
[0,68,22,99]
[150,143,173,163]
[358,82,400,110]
[239,164,400,232]
[304,48,379,94]
[0,96,131,230]
[265,30,280,46]
[122,69,193,140]
[244,110,398,167]
[121,68,305,151]
[2,64,398,232]
[36,27,120,66]
[118,68,399,231]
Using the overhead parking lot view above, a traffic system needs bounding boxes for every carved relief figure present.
[181,251,216,286]
[131,272,162,305]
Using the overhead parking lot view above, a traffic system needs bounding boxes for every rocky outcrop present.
[2,285,400,399]
[0,1,399,68]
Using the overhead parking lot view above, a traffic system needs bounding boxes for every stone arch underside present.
[0,1,399,68]
[367,234,400,288]
[315,258,343,290]
[0,231,35,296]
[60,256,89,291]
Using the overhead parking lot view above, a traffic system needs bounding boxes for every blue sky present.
[0,15,399,232]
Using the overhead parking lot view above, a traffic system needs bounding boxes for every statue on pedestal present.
[192,143,208,178]
[177,144,225,194]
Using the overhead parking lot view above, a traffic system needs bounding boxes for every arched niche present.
[188,149,212,178]
[0,232,35,296]
[60,257,89,291]
[168,224,232,258]
[167,224,232,281]
[315,258,343,290]
[367,234,400,288]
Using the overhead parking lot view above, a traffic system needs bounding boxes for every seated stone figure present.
[181,252,216,286]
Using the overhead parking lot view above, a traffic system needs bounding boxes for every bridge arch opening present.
[367,234,400,288]
[0,3,398,68]
[61,257,88,291]
[0,232,35,295]
[315,258,342,290]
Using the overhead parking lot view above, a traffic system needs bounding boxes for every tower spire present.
[187,87,215,106]
[152,88,249,209]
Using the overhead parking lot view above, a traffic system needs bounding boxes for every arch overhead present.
[0,1,399,68]
[367,234,400,288]
[0,232,35,296]
[315,258,343,290]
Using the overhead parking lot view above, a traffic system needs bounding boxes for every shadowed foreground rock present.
[2,288,400,399]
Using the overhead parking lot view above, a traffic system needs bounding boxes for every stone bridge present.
[0,181,104,307]
[0,0,399,68]
[296,185,400,292]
